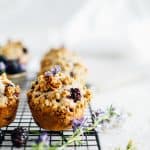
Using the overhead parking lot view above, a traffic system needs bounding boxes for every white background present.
[0,0,150,149]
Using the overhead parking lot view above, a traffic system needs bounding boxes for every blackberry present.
[68,88,81,102]
[11,127,27,147]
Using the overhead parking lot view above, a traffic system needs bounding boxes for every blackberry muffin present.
[27,66,92,131]
[39,47,87,83]
[0,74,20,128]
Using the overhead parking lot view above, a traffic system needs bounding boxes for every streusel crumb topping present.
[0,74,20,107]
[0,40,27,60]
[39,48,87,83]
[28,66,92,113]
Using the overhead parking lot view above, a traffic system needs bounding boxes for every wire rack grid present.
[0,76,101,150]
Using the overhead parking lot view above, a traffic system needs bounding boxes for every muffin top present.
[0,40,28,60]
[39,47,87,80]
[43,47,75,59]
[0,74,20,107]
[41,47,78,68]
[28,65,91,112]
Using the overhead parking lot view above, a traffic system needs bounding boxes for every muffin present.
[39,47,87,82]
[0,40,29,64]
[0,40,29,76]
[0,74,20,128]
[27,66,92,131]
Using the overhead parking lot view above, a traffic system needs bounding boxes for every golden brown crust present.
[0,99,19,128]
[0,40,29,64]
[28,100,85,130]
[39,47,87,83]
[27,70,92,131]
[0,74,20,127]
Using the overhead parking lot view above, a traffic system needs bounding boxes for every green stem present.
[34,105,119,150]
[55,113,111,150]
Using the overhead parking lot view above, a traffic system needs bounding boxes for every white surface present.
[87,57,150,150]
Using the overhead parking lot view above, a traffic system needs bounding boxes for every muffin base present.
[0,100,19,128]
[28,102,85,131]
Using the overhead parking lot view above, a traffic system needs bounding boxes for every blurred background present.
[0,0,150,62]
[0,0,150,149]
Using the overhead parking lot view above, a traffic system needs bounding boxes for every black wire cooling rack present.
[0,76,101,150]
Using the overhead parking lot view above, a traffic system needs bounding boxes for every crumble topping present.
[28,67,92,112]
[0,74,20,107]
[39,48,87,82]
[0,40,28,60]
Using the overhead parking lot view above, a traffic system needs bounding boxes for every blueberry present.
[5,60,18,74]
[11,127,27,147]
[0,55,7,63]
[6,59,25,74]
[68,88,81,102]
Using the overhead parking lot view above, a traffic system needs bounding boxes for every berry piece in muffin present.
[68,88,81,102]
[6,59,25,74]
[27,66,92,131]
[0,74,20,128]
